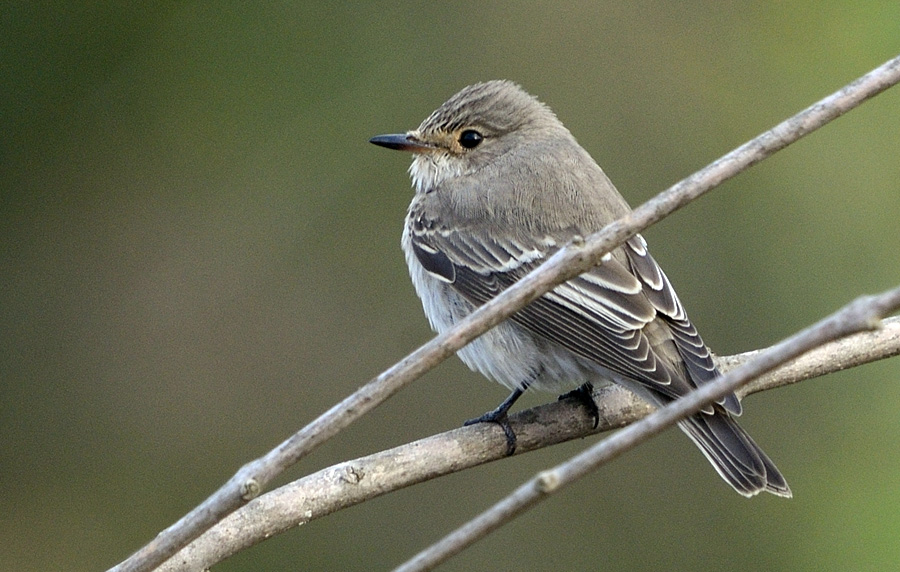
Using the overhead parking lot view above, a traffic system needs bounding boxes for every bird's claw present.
[465,410,518,456]
[558,383,599,429]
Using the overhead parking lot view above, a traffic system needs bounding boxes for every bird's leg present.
[558,382,599,428]
[464,385,526,456]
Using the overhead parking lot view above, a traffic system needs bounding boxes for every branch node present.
[240,478,261,501]
[535,470,561,493]
[866,313,885,330]
[339,465,365,484]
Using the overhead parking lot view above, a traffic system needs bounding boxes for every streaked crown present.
[416,80,564,138]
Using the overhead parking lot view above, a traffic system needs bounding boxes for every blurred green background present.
[2,2,899,571]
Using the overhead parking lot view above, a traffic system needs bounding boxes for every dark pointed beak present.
[369,133,434,153]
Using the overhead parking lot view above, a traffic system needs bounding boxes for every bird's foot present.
[558,383,599,428]
[464,408,518,456]
[464,387,524,456]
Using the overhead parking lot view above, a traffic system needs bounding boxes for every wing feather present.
[410,223,740,414]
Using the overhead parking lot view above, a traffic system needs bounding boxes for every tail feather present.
[679,411,791,498]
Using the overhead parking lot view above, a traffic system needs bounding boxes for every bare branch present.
[395,288,900,572]
[729,314,900,397]
[108,54,900,572]
[157,315,900,571]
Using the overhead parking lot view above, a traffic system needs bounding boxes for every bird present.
[369,80,790,497]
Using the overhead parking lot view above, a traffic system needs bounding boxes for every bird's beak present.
[369,133,434,153]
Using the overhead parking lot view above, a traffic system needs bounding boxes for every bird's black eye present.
[458,129,484,149]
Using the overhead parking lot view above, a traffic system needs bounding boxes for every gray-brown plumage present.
[370,80,790,497]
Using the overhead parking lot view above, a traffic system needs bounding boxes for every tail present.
[679,411,791,498]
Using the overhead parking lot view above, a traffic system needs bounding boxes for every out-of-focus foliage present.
[2,3,898,571]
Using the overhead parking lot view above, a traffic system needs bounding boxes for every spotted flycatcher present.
[370,80,789,497]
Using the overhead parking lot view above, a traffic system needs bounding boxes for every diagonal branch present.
[395,288,900,572]
[108,54,900,572]
[155,315,900,571]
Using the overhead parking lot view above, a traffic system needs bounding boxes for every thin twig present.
[396,288,900,572]
[108,53,900,572]
[155,316,900,572]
